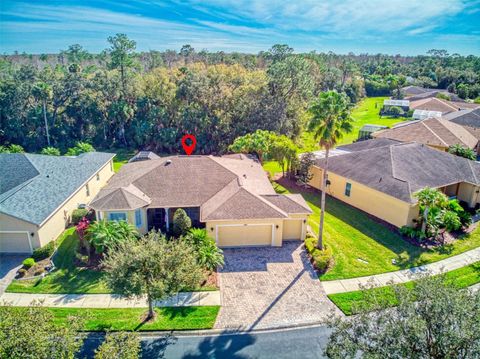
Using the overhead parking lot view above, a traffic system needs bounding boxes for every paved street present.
[215,241,340,330]
[80,325,332,359]
[0,254,26,295]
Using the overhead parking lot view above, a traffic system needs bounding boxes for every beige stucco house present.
[90,154,312,247]
[309,139,480,228]
[0,152,115,253]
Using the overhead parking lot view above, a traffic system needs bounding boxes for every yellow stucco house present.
[309,139,480,228]
[0,152,115,253]
[90,154,312,247]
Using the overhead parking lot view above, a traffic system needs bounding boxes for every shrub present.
[34,268,46,276]
[66,141,95,156]
[72,208,89,224]
[185,228,224,271]
[22,258,35,269]
[474,97,480,104]
[305,236,333,272]
[17,268,27,278]
[387,106,404,117]
[40,146,61,156]
[399,226,426,240]
[173,208,192,236]
[436,92,451,101]
[32,241,56,261]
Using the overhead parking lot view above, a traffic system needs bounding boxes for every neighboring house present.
[0,152,115,253]
[308,139,480,228]
[128,151,160,163]
[444,108,480,140]
[89,154,312,247]
[401,86,462,102]
[412,109,442,121]
[373,118,479,153]
[409,97,466,115]
[383,99,410,111]
[357,124,388,141]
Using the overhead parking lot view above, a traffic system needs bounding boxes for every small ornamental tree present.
[76,217,90,251]
[185,228,224,271]
[173,208,191,236]
[0,301,84,359]
[94,332,140,359]
[102,231,203,319]
[297,152,315,186]
[229,130,276,162]
[87,220,138,254]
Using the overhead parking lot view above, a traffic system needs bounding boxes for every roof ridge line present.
[119,187,132,208]
[468,160,479,184]
[241,188,288,217]
[422,120,449,146]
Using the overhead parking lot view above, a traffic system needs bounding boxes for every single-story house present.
[444,108,480,140]
[410,97,464,114]
[373,118,479,153]
[0,152,115,253]
[383,99,410,111]
[89,154,312,247]
[308,139,480,228]
[401,86,462,102]
[358,124,388,141]
[128,151,160,163]
[412,109,442,121]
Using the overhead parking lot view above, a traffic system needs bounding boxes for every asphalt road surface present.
[80,325,332,358]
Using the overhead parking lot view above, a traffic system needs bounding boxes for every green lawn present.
[328,262,480,315]
[109,148,137,173]
[3,306,219,331]
[273,181,480,281]
[7,227,218,294]
[7,228,110,294]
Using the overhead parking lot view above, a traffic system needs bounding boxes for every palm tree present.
[414,187,448,235]
[87,220,138,254]
[308,91,353,250]
[32,82,53,146]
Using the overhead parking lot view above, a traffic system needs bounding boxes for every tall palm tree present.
[32,82,53,146]
[308,91,353,250]
[414,187,448,235]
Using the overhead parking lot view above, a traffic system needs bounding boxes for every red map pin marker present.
[181,134,197,155]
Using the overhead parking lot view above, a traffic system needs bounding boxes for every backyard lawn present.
[110,148,136,172]
[328,261,480,315]
[273,180,480,281]
[263,96,403,176]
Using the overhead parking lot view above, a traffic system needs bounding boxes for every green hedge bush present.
[305,236,333,273]
[32,241,56,261]
[71,208,89,224]
[22,258,35,269]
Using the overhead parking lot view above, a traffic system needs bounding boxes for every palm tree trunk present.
[421,206,429,234]
[43,100,50,146]
[317,147,330,250]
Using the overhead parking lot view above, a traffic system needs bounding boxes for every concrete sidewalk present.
[0,291,220,308]
[322,247,480,295]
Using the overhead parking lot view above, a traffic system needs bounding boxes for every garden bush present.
[173,209,192,236]
[305,236,333,272]
[32,241,56,261]
[72,208,89,225]
[17,268,27,278]
[185,228,224,271]
[22,258,35,269]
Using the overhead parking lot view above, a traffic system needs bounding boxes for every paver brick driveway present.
[0,254,26,295]
[215,241,341,330]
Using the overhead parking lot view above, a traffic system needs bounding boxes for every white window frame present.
[109,212,127,221]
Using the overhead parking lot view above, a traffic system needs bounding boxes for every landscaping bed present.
[328,261,480,315]
[273,179,480,281]
[7,227,219,294]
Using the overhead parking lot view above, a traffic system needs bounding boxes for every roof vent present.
[243,174,247,178]
[165,160,172,166]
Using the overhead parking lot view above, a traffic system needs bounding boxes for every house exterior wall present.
[98,207,148,234]
[0,160,114,252]
[457,182,480,207]
[309,166,416,228]
[0,213,38,252]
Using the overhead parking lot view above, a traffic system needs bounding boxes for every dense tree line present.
[1,35,479,153]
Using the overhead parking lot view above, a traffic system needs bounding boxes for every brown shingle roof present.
[410,98,459,114]
[91,155,307,221]
[314,142,480,203]
[261,194,311,214]
[374,118,478,149]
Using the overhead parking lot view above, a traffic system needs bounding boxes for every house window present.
[96,173,100,181]
[135,209,142,227]
[345,182,352,197]
[86,184,90,196]
[109,212,127,221]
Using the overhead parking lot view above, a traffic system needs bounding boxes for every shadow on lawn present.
[276,177,432,270]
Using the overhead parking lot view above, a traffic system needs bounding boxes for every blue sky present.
[1,0,479,55]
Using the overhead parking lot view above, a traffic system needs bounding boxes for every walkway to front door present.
[215,241,341,330]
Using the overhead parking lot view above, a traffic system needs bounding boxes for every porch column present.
[165,208,170,231]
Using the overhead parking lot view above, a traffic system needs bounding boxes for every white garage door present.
[217,224,273,247]
[283,220,303,240]
[0,232,32,253]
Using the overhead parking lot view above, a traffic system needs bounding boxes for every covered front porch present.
[146,207,203,232]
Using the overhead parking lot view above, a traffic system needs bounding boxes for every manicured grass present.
[7,228,110,294]
[273,181,480,281]
[328,262,480,315]
[110,148,136,172]
[4,306,219,331]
